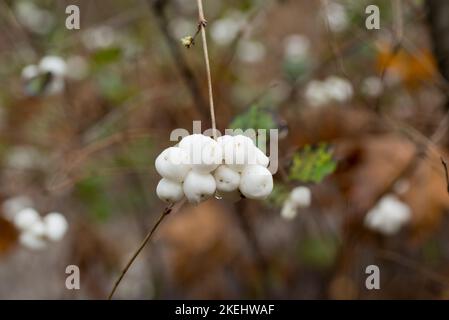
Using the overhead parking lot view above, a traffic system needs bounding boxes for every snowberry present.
[43,212,68,241]
[281,200,298,220]
[2,196,33,221]
[27,220,46,237]
[183,171,216,204]
[39,55,67,76]
[13,208,40,231]
[223,135,256,172]
[179,134,222,173]
[364,194,411,235]
[239,165,273,200]
[156,178,184,203]
[213,165,240,192]
[290,186,311,207]
[254,147,269,167]
[19,231,47,250]
[155,147,191,182]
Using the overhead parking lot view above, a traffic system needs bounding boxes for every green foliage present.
[297,236,339,269]
[289,144,337,183]
[230,105,275,131]
[75,175,112,222]
[92,47,122,67]
[266,183,290,207]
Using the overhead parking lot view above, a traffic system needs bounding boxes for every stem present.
[107,200,184,299]
[197,0,217,139]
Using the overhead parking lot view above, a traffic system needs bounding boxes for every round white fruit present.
[223,135,256,172]
[213,165,240,192]
[155,147,191,182]
[290,186,311,207]
[156,178,184,203]
[43,212,69,241]
[239,165,273,199]
[19,231,46,250]
[183,171,216,204]
[281,200,298,220]
[13,208,41,231]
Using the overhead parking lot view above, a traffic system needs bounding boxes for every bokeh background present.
[1,0,449,299]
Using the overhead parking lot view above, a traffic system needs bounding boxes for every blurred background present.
[1,0,449,299]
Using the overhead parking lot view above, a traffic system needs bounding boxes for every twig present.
[196,0,217,138]
[108,200,185,299]
[149,0,210,122]
[441,156,449,194]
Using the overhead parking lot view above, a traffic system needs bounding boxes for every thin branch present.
[108,200,185,299]
[441,156,449,194]
[148,0,210,122]
[196,0,217,138]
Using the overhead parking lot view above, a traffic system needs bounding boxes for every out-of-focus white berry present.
[214,165,240,192]
[325,76,353,102]
[156,178,184,203]
[39,56,67,76]
[28,220,46,237]
[155,147,191,182]
[290,186,311,207]
[19,231,47,250]
[239,165,273,200]
[305,80,331,107]
[43,212,68,241]
[284,34,310,61]
[21,65,39,80]
[364,194,411,235]
[281,200,298,220]
[13,208,40,231]
[183,171,216,204]
[2,196,33,221]
[361,76,383,97]
[237,41,266,64]
[210,11,245,46]
[325,2,348,33]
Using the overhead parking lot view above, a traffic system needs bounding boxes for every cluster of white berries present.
[2,196,68,250]
[364,194,411,235]
[281,186,312,220]
[155,134,273,204]
[22,56,67,95]
[305,76,353,107]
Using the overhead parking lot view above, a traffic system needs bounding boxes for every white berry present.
[155,147,191,182]
[213,165,240,192]
[183,171,216,204]
[19,231,46,250]
[156,178,184,203]
[290,186,311,207]
[281,200,298,220]
[43,212,68,241]
[13,208,40,231]
[223,135,256,172]
[239,165,273,199]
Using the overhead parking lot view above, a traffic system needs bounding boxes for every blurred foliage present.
[289,144,337,183]
[230,105,276,131]
[266,183,290,208]
[75,175,112,222]
[297,236,339,269]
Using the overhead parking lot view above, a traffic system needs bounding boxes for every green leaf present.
[289,143,337,183]
[230,105,275,131]
[92,47,122,67]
